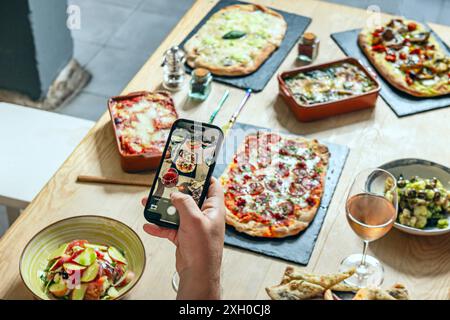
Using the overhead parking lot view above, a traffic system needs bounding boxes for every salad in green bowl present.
[41,240,134,300]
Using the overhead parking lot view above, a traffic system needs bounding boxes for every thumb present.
[170,192,202,224]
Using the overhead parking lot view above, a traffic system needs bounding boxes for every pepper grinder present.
[162,46,186,91]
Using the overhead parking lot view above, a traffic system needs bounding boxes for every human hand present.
[142,177,225,299]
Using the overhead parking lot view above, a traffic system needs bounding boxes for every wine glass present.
[339,168,398,288]
[172,272,180,292]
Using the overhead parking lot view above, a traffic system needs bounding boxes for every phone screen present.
[145,120,223,226]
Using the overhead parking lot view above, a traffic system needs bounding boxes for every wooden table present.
[1,0,449,300]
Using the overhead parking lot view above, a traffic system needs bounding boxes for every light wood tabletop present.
[1,0,449,300]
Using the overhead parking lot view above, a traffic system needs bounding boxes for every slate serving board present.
[331,29,450,117]
[212,122,349,265]
[179,0,311,92]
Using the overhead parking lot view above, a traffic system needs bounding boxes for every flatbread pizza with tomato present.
[220,132,329,238]
[359,18,449,97]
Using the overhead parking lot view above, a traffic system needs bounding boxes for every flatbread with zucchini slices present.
[184,4,287,76]
[359,18,450,97]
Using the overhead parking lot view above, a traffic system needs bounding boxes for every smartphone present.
[144,119,223,229]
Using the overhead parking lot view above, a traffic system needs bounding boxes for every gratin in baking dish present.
[278,57,381,122]
[107,91,178,172]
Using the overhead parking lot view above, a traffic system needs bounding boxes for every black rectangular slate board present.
[179,0,311,92]
[331,29,450,117]
[212,122,349,265]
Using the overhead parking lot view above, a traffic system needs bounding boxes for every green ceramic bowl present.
[20,215,146,300]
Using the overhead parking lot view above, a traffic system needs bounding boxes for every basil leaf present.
[223,30,246,40]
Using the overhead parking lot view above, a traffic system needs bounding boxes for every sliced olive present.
[417,191,426,199]
[398,179,406,188]
[434,191,441,201]
[382,28,395,41]
[407,189,417,198]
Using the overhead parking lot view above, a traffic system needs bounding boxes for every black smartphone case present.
[144,119,223,229]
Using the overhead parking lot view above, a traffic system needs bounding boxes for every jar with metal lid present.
[189,68,212,101]
[298,32,320,64]
[162,46,186,91]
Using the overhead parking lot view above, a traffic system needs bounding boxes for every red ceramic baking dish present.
[107,91,178,172]
[278,57,380,122]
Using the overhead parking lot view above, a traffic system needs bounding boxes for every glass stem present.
[360,240,369,267]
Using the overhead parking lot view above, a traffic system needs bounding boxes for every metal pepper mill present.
[162,46,186,91]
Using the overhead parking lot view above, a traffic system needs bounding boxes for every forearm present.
[177,268,221,300]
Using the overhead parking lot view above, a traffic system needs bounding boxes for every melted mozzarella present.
[112,97,176,154]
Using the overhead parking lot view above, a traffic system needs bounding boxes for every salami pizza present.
[184,4,287,76]
[220,132,330,238]
[359,18,450,97]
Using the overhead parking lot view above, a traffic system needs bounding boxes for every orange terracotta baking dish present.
[278,57,380,122]
[107,91,178,172]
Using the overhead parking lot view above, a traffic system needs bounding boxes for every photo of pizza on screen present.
[147,126,220,225]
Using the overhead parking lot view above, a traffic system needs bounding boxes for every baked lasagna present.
[109,91,178,155]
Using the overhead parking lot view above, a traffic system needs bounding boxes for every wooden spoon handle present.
[77,175,152,188]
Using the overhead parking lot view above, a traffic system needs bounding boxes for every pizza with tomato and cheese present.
[220,132,330,238]
[359,18,450,97]
[184,4,287,76]
[110,91,178,156]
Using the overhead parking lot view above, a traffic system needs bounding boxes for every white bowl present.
[379,158,450,236]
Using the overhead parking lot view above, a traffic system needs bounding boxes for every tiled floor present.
[55,0,195,121]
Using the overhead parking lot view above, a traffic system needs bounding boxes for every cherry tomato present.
[407,22,417,31]
[399,52,407,60]
[372,44,386,53]
[410,48,421,55]
[405,76,414,86]
[385,54,396,62]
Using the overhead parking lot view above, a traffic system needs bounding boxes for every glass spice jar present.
[189,68,212,101]
[298,32,320,63]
